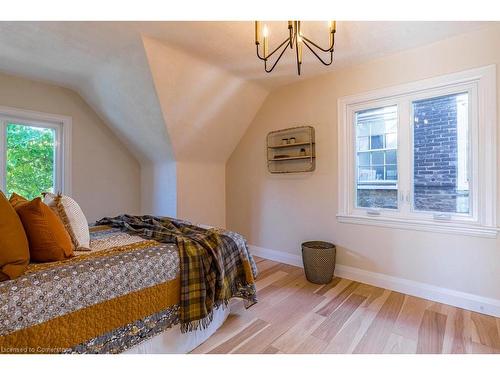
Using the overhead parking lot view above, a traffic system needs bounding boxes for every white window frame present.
[0,106,72,196]
[337,65,497,238]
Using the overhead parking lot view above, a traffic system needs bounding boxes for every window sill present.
[337,214,498,238]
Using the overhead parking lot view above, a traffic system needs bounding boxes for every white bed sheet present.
[123,305,230,354]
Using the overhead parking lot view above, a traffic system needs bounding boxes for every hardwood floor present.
[191,257,500,354]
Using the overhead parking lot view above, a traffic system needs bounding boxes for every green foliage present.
[6,123,55,200]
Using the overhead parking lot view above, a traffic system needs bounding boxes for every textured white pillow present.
[43,193,90,251]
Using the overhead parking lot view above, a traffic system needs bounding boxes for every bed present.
[0,218,258,354]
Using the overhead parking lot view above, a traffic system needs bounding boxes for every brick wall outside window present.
[413,94,466,213]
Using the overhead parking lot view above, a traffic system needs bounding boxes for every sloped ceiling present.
[0,21,490,167]
[0,22,172,164]
[142,36,268,163]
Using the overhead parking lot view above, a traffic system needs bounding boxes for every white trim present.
[0,105,72,196]
[250,244,500,318]
[249,245,303,268]
[337,214,499,238]
[334,264,500,318]
[337,65,497,237]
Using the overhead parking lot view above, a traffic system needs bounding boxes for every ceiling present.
[0,21,492,166]
[0,21,173,164]
[137,21,491,89]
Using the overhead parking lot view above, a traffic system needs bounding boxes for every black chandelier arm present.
[264,39,291,73]
[256,37,291,61]
[256,45,265,61]
[302,39,334,66]
[301,33,335,53]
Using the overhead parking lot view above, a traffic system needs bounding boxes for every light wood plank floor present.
[192,257,500,354]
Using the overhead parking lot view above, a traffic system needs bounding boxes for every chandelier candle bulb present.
[329,21,335,49]
[288,20,294,47]
[255,21,261,44]
[263,25,269,58]
[298,36,303,64]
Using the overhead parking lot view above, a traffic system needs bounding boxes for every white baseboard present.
[250,245,303,268]
[249,244,500,318]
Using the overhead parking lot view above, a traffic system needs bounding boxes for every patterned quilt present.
[95,215,258,333]
[0,222,257,354]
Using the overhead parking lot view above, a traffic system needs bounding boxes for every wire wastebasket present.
[301,241,336,284]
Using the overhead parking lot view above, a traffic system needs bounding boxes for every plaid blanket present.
[95,215,258,332]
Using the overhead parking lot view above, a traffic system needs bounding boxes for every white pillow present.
[43,193,90,251]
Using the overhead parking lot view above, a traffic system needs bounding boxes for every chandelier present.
[255,21,336,75]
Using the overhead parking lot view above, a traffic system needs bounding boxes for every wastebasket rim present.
[301,241,335,249]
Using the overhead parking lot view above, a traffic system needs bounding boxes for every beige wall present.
[177,161,226,227]
[142,36,268,227]
[0,72,141,222]
[140,160,177,218]
[227,25,500,300]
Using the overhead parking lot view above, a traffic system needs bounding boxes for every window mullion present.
[397,99,411,216]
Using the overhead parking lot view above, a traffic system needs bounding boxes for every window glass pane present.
[370,135,384,149]
[385,150,397,164]
[371,122,386,136]
[386,120,397,133]
[371,151,384,165]
[385,133,397,149]
[6,123,56,199]
[374,166,384,180]
[355,105,398,209]
[412,92,469,214]
[357,152,370,166]
[357,123,370,137]
[357,136,369,151]
[358,167,374,182]
[386,165,398,180]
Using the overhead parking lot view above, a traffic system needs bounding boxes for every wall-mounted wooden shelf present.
[266,126,316,174]
[268,141,315,149]
[268,155,316,162]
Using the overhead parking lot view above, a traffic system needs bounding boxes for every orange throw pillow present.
[15,197,74,262]
[0,191,30,280]
[9,192,29,209]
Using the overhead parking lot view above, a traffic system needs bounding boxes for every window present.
[356,105,398,209]
[0,107,71,199]
[412,93,470,215]
[337,66,497,237]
